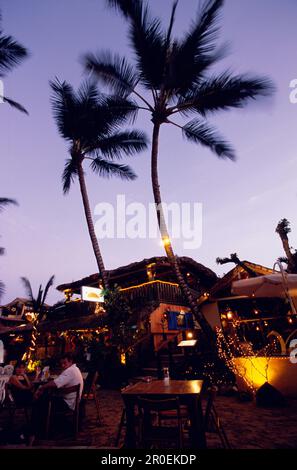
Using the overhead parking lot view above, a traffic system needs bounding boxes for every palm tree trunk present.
[77,162,109,289]
[151,123,215,345]
[280,235,294,273]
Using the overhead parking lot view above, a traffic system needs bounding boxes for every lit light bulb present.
[187,331,193,339]
[227,311,233,320]
[161,237,170,247]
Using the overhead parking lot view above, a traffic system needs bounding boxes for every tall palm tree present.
[0,10,28,113]
[276,219,297,273]
[83,0,274,340]
[50,79,147,289]
[0,198,18,299]
[21,276,55,363]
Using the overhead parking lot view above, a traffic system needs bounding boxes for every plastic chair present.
[3,365,14,376]
[0,376,9,404]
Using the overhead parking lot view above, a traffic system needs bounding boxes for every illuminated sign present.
[81,286,104,303]
[178,340,197,347]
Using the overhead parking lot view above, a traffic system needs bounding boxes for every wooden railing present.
[120,280,185,306]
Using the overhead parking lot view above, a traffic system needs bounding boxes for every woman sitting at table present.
[8,360,34,407]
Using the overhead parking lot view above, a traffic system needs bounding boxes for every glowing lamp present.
[227,311,233,320]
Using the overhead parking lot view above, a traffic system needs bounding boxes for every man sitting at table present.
[29,353,83,443]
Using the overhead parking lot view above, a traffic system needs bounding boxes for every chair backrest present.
[53,384,81,410]
[3,365,14,376]
[83,370,98,396]
[0,366,4,375]
[0,376,10,404]
[137,396,181,422]
[40,366,50,381]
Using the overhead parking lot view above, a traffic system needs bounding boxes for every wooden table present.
[121,379,206,449]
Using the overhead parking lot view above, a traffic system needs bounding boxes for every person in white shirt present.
[29,353,83,444]
[35,353,83,408]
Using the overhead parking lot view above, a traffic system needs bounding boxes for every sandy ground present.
[1,389,297,449]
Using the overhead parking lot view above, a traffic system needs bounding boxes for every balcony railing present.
[119,280,185,307]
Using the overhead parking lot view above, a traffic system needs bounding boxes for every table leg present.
[123,398,136,449]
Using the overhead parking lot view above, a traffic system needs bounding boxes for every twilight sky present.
[0,0,296,305]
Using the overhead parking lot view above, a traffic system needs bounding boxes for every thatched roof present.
[57,256,217,293]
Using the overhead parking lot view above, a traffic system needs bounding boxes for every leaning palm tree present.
[21,275,55,363]
[84,0,274,340]
[216,253,257,278]
[50,79,147,288]
[0,198,18,299]
[0,10,28,113]
[276,219,297,273]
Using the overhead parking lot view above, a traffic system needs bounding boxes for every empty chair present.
[137,397,183,449]
[83,371,102,425]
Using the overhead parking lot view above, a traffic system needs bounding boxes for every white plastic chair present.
[40,366,50,382]
[3,365,14,376]
[0,376,9,404]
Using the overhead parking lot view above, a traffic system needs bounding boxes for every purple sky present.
[1,0,296,305]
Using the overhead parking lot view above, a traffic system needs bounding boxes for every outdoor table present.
[121,379,206,449]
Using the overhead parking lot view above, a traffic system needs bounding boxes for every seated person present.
[35,352,83,410]
[8,360,34,406]
[29,353,83,443]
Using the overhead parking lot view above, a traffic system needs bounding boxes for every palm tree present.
[0,198,18,298]
[50,79,147,289]
[216,253,257,277]
[83,0,274,340]
[0,10,28,113]
[21,275,55,363]
[276,219,297,273]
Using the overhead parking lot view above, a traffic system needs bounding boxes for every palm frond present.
[182,118,235,159]
[276,218,291,236]
[169,0,225,92]
[89,130,148,159]
[90,157,137,180]
[216,256,231,265]
[20,276,34,303]
[278,256,288,265]
[0,32,28,77]
[76,80,102,107]
[100,95,139,129]
[0,197,17,212]
[50,78,77,140]
[62,158,79,194]
[176,72,275,116]
[42,275,55,305]
[106,0,166,89]
[0,95,28,114]
[84,51,138,96]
